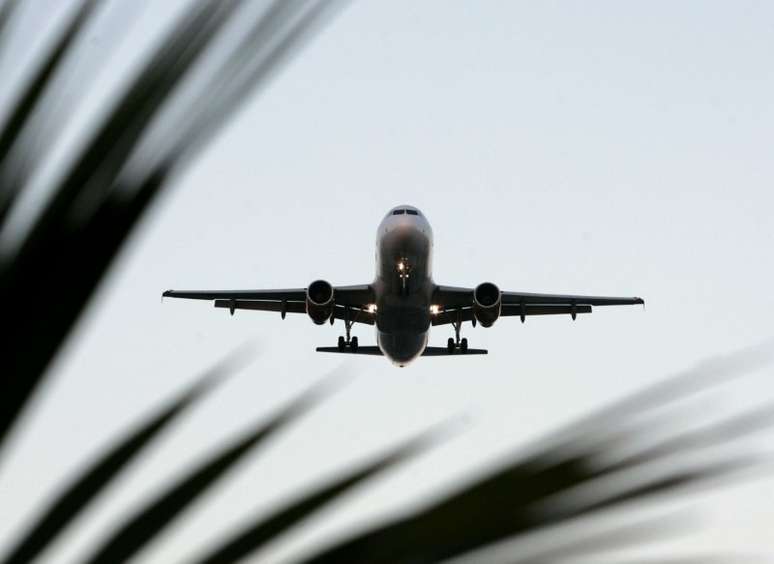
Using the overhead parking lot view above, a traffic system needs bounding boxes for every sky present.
[1,1,773,562]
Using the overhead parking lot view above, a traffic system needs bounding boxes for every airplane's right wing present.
[431,285,642,325]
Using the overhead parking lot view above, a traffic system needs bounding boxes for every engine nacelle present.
[473,282,501,327]
[306,279,334,325]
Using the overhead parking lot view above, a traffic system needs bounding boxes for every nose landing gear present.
[397,258,411,296]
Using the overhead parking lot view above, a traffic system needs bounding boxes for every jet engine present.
[473,282,501,327]
[306,279,334,324]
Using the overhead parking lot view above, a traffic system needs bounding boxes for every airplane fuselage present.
[374,206,434,366]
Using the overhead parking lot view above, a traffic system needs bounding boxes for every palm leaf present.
[298,385,771,563]
[81,377,335,564]
[0,0,19,43]
[0,0,229,447]
[0,2,769,563]
[0,0,338,449]
[0,0,98,223]
[502,515,689,564]
[192,427,443,564]
[0,351,249,564]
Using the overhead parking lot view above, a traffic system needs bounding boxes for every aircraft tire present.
[351,336,359,352]
[338,336,345,351]
[460,338,468,353]
[447,338,455,353]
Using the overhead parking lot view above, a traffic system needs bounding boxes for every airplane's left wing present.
[163,288,307,301]
[162,284,375,324]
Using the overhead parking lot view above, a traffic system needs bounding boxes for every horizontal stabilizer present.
[423,346,487,356]
[315,345,487,356]
[316,346,383,355]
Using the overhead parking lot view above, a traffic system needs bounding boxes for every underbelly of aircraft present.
[375,297,433,365]
[377,329,429,366]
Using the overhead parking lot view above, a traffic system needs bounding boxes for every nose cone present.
[378,205,433,246]
[381,206,431,232]
[388,204,422,215]
[378,331,428,366]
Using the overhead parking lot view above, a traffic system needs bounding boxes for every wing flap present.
[431,304,592,325]
[213,299,306,314]
[500,304,592,317]
[211,301,375,325]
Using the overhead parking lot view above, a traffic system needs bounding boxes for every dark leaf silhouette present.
[0,0,19,43]
[81,378,335,564]
[0,0,234,446]
[298,368,771,564]
[0,0,339,449]
[0,0,98,224]
[193,428,442,564]
[0,1,770,563]
[501,514,689,564]
[0,351,249,564]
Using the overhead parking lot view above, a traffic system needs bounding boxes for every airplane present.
[163,205,643,366]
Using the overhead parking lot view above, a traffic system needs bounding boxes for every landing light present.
[429,305,440,315]
[398,262,405,271]
[367,304,377,313]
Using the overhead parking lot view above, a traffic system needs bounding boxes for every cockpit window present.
[392,209,405,215]
[406,209,418,215]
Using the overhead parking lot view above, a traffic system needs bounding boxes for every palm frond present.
[0,0,340,449]
[0,2,769,563]
[298,377,771,564]
[0,350,249,564]
[81,377,336,564]
[0,0,19,43]
[0,0,98,224]
[501,515,688,564]
[193,426,442,564]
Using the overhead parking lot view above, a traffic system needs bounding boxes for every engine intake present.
[306,279,334,324]
[473,282,501,327]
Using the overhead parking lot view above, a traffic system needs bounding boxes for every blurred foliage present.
[0,1,770,562]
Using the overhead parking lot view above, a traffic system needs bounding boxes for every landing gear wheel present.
[447,337,455,353]
[337,336,345,351]
[460,338,468,353]
[351,336,359,352]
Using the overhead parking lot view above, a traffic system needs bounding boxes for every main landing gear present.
[338,335,358,352]
[336,307,359,352]
[446,311,469,353]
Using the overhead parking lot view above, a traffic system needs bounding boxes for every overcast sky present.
[1,1,773,562]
